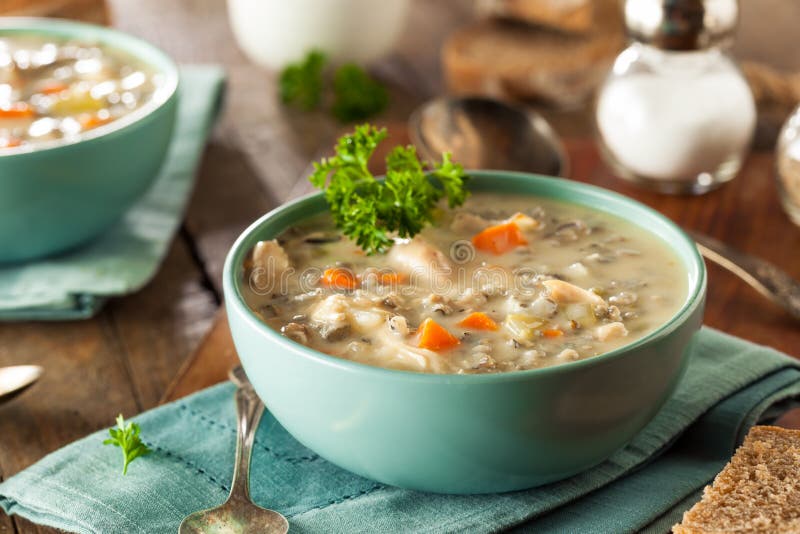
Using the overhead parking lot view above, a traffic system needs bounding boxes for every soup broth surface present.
[242,193,687,374]
[0,35,165,150]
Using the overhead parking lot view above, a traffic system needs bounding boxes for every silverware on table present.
[0,365,42,405]
[409,96,800,321]
[178,366,288,534]
[409,96,569,178]
[690,231,800,320]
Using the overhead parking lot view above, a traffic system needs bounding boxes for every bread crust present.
[673,426,800,534]
[442,20,622,107]
[476,0,594,33]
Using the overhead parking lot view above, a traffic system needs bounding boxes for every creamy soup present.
[242,193,687,374]
[0,36,164,150]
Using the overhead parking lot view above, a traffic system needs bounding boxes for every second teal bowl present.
[0,18,179,263]
[223,171,706,494]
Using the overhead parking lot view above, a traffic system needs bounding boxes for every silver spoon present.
[691,231,800,320]
[178,367,288,534]
[0,365,42,405]
[409,96,569,177]
[410,96,800,321]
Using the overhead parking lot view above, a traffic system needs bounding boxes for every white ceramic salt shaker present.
[595,0,755,194]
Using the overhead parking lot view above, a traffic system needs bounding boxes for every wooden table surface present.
[1,1,800,533]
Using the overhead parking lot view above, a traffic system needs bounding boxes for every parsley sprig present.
[279,50,327,111]
[331,64,388,122]
[279,51,388,122]
[103,414,151,475]
[310,124,469,254]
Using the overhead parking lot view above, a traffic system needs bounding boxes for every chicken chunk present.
[542,279,606,307]
[250,240,291,291]
[310,294,352,341]
[508,212,540,232]
[594,321,628,342]
[388,237,452,286]
[450,212,492,233]
[556,348,580,361]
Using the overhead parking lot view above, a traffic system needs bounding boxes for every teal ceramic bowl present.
[223,172,706,494]
[0,18,179,263]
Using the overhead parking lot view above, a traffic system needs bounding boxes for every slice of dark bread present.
[673,426,800,534]
[441,0,623,107]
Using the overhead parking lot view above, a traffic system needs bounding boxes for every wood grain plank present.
[181,141,281,296]
[0,501,15,534]
[160,307,237,404]
[105,236,218,409]
[10,518,42,534]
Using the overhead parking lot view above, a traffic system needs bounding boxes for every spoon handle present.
[229,384,265,502]
[690,231,800,320]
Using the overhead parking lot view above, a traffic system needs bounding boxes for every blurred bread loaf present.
[476,0,594,33]
[442,0,623,107]
[673,426,800,534]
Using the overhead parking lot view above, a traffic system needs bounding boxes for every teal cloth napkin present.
[0,66,225,320]
[1,328,799,533]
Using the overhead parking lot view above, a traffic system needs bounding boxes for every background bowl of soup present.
[0,18,179,263]
[223,171,706,494]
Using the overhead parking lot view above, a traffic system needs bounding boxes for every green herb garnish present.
[103,414,151,475]
[332,64,389,122]
[279,51,388,122]
[279,50,327,111]
[310,124,469,254]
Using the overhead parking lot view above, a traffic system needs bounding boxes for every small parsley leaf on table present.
[103,414,151,475]
[332,64,389,122]
[279,50,327,111]
[279,51,389,122]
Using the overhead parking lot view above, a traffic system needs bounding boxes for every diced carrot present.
[542,328,564,338]
[417,318,460,352]
[0,103,35,119]
[457,312,499,331]
[471,221,527,255]
[79,114,112,130]
[376,271,407,285]
[39,82,69,95]
[0,137,22,148]
[321,267,359,290]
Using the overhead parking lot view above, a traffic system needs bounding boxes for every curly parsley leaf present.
[103,414,151,475]
[310,124,469,255]
[279,50,327,111]
[279,51,389,121]
[331,64,389,122]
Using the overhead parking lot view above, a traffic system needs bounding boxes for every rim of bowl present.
[0,17,179,158]
[223,171,707,384]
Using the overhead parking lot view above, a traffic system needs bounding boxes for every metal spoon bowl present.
[0,365,43,405]
[178,367,288,534]
[409,96,569,177]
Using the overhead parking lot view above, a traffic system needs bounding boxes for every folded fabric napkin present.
[0,66,225,321]
[2,328,799,533]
